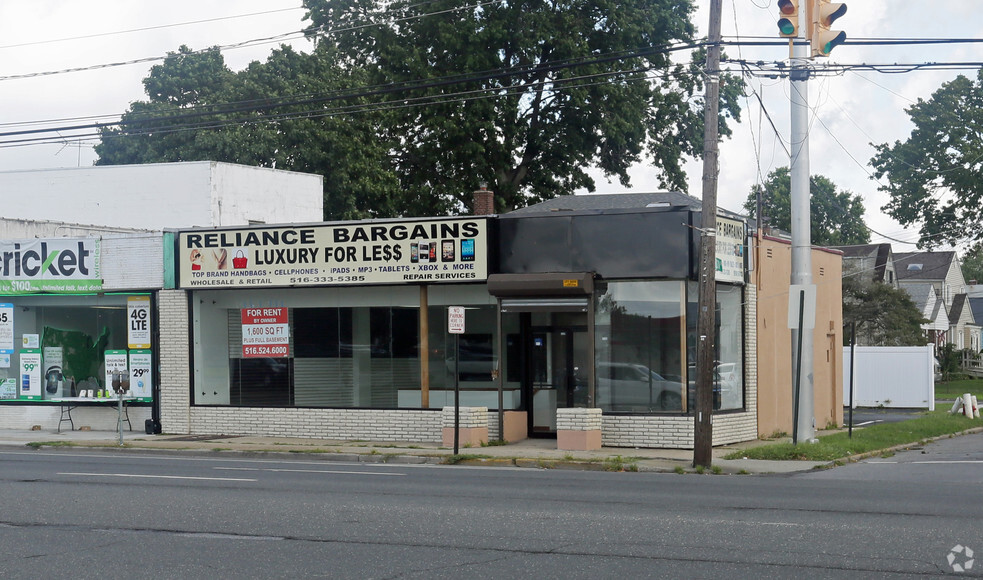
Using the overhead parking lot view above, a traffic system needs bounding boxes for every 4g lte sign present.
[128,297,152,349]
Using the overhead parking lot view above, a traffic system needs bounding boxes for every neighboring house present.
[834,243,898,288]
[900,282,951,347]
[949,294,981,352]
[896,251,980,351]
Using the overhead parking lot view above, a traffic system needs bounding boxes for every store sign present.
[129,350,153,400]
[0,303,13,354]
[177,218,488,289]
[715,217,746,284]
[0,239,101,294]
[0,378,15,399]
[241,308,290,358]
[19,349,41,400]
[127,296,152,349]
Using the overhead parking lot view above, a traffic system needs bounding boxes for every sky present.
[1,1,980,252]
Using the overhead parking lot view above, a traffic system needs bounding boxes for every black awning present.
[487,272,594,297]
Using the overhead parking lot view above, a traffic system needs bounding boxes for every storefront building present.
[165,201,757,449]
[0,235,162,430]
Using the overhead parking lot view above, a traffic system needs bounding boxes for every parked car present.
[715,363,742,410]
[595,362,685,412]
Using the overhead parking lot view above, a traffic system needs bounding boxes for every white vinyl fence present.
[842,345,935,410]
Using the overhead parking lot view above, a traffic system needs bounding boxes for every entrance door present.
[525,317,589,435]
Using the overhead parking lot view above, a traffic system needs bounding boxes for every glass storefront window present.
[425,285,502,409]
[595,281,686,413]
[687,282,745,412]
[193,285,498,410]
[595,280,745,414]
[0,294,153,402]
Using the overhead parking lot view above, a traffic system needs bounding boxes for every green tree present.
[871,70,983,248]
[842,277,928,347]
[743,167,870,246]
[960,243,983,284]
[96,45,404,220]
[302,0,743,213]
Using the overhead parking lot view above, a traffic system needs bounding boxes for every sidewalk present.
[0,428,822,475]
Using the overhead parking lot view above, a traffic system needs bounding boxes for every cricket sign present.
[0,239,101,294]
[178,218,487,289]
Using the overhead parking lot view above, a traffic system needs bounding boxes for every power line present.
[0,40,704,143]
[0,6,306,50]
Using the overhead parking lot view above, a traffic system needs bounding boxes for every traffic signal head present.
[777,0,799,37]
[812,1,847,57]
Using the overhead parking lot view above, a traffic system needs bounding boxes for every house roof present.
[900,282,935,315]
[950,293,969,324]
[507,192,745,218]
[970,297,983,326]
[831,243,892,283]
[894,251,956,281]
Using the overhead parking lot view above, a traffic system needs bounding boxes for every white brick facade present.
[159,289,192,434]
[441,406,488,429]
[190,407,442,442]
[557,407,602,431]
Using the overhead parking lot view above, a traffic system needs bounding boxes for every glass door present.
[528,321,588,435]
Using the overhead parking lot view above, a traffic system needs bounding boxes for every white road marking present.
[59,472,257,482]
[214,466,405,476]
[868,460,983,465]
[852,420,882,427]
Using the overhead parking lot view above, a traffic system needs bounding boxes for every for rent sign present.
[0,239,101,294]
[241,308,290,358]
[178,218,487,289]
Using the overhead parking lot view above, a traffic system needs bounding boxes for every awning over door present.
[487,272,595,297]
[499,297,589,313]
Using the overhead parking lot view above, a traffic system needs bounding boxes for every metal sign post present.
[448,307,465,455]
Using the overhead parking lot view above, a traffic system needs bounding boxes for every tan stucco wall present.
[754,234,844,437]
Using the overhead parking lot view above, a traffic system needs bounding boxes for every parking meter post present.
[117,388,124,446]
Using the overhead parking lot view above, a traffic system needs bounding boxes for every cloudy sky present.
[1,1,980,251]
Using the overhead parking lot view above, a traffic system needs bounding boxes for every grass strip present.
[935,378,983,402]
[724,411,980,462]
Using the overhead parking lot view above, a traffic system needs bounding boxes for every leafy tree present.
[871,70,983,248]
[743,167,870,246]
[960,243,983,284]
[96,45,404,220]
[937,343,964,382]
[301,0,743,213]
[842,276,928,347]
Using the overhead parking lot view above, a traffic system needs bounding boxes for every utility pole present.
[789,2,815,444]
[693,0,722,468]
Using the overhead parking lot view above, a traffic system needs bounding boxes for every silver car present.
[595,362,684,412]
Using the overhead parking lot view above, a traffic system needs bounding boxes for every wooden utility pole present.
[693,0,723,468]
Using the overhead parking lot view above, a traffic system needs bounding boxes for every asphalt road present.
[2,435,983,579]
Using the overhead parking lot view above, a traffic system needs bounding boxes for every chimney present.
[472,184,495,215]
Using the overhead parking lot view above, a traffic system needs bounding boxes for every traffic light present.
[811,0,847,57]
[777,0,799,37]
